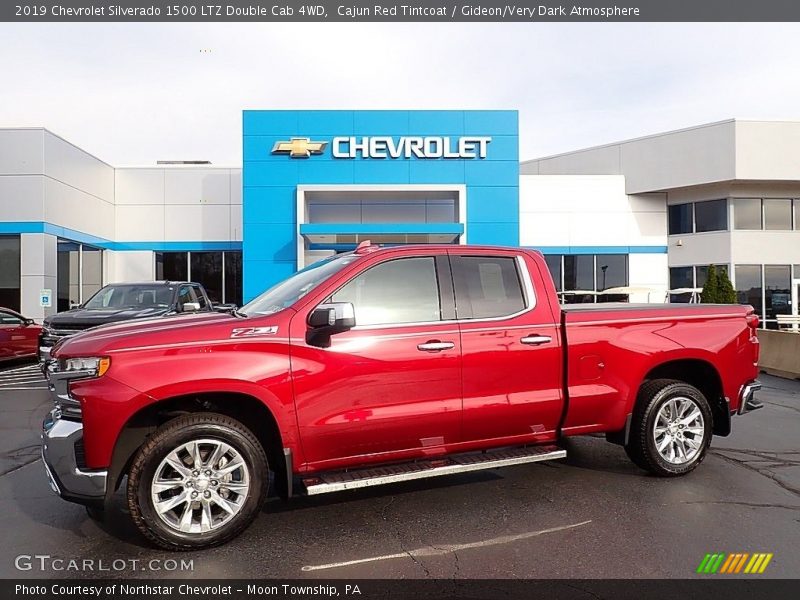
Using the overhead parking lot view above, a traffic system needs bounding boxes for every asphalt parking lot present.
[0,361,798,580]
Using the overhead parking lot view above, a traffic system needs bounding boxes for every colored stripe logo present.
[696,553,773,574]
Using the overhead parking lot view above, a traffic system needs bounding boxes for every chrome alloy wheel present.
[150,439,250,534]
[653,397,706,465]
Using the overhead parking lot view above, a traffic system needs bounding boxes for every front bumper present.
[738,380,763,415]
[41,410,107,506]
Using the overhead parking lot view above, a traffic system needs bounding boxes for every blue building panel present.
[243,109,520,301]
[466,187,519,223]
[243,187,297,224]
[354,111,410,135]
[408,111,465,135]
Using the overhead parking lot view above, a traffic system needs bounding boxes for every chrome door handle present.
[520,335,552,346]
[417,341,455,352]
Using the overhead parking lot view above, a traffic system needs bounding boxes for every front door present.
[452,250,564,445]
[289,252,462,470]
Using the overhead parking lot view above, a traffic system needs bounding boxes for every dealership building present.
[1,111,799,328]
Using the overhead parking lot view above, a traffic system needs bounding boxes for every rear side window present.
[330,257,441,326]
[454,256,526,319]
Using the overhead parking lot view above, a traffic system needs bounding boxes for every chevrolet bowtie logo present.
[271,137,328,158]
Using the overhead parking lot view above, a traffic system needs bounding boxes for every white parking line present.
[0,374,45,382]
[0,365,40,374]
[0,386,47,390]
[301,519,592,572]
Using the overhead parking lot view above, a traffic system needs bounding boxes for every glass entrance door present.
[792,278,800,332]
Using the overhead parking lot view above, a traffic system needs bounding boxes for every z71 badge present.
[230,326,279,338]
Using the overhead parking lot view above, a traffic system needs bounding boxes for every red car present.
[0,308,40,362]
[41,243,762,550]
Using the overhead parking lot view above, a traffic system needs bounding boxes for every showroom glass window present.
[763,199,792,230]
[190,252,223,304]
[544,255,562,292]
[56,240,103,311]
[557,254,629,303]
[331,257,441,326]
[156,252,188,282]
[668,203,693,235]
[695,264,728,289]
[669,266,693,302]
[0,236,21,312]
[735,265,763,322]
[156,251,242,306]
[694,199,728,232]
[733,198,762,230]
[764,265,791,329]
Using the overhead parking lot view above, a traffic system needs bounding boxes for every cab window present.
[330,257,441,326]
[453,256,527,319]
[177,286,197,309]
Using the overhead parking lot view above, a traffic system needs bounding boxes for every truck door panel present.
[289,253,462,470]
[454,252,563,443]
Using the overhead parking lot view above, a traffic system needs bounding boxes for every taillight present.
[746,312,760,365]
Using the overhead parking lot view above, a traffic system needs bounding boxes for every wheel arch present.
[106,391,289,502]
[641,358,729,436]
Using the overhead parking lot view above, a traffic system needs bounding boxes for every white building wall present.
[628,254,670,303]
[114,167,242,243]
[519,175,669,300]
[519,175,667,249]
[19,233,57,321]
[105,250,155,284]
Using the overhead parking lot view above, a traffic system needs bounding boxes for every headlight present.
[63,357,111,377]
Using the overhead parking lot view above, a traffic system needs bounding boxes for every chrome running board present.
[302,445,566,495]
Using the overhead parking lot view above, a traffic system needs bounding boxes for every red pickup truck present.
[42,243,762,550]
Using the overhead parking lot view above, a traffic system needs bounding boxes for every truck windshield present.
[82,285,175,309]
[240,254,361,316]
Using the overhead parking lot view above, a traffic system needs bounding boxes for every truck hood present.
[53,311,242,357]
[44,306,171,329]
[53,309,296,357]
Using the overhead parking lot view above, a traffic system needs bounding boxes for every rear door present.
[289,251,463,470]
[452,250,564,445]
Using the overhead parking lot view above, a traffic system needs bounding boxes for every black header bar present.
[5,0,800,22]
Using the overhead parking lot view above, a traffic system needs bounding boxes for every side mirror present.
[69,301,80,309]
[180,301,201,313]
[306,302,355,347]
[24,318,35,327]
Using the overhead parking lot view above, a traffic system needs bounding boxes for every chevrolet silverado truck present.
[39,281,218,364]
[41,243,762,550]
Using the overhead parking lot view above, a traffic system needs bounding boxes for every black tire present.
[624,379,712,477]
[127,412,268,551]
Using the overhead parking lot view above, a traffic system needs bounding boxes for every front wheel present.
[127,413,268,550]
[625,379,712,477]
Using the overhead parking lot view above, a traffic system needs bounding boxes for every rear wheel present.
[127,413,268,550]
[625,379,712,476]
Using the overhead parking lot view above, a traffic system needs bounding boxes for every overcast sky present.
[2,23,799,165]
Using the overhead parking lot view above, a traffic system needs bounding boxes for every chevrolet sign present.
[272,136,492,159]
[333,136,491,159]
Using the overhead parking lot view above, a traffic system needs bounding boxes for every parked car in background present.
[0,308,41,363]
[38,281,216,364]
